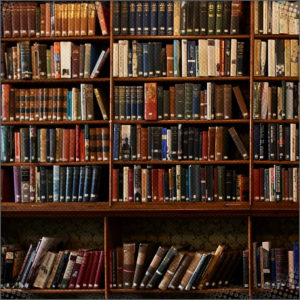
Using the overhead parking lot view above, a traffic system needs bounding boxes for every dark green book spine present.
[113,1,120,35]
[120,1,129,35]
[152,127,162,160]
[163,90,170,120]
[71,166,80,202]
[157,86,163,120]
[199,2,208,35]
[175,84,185,120]
[21,127,30,162]
[114,86,119,119]
[184,83,193,120]
[29,125,36,162]
[65,166,73,202]
[186,1,193,35]
[215,2,223,34]
[217,166,225,201]
[78,166,85,202]
[222,1,231,34]
[208,2,216,35]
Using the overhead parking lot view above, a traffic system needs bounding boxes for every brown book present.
[54,4,62,36]
[233,86,249,119]
[62,129,70,162]
[35,89,41,121]
[178,252,202,291]
[67,3,74,36]
[215,126,224,161]
[210,251,230,287]
[9,87,16,121]
[48,88,53,121]
[141,127,148,161]
[166,44,174,77]
[95,127,102,161]
[28,89,35,121]
[12,250,26,280]
[56,88,63,121]
[15,89,20,121]
[40,3,46,36]
[274,248,288,285]
[27,2,37,36]
[45,251,64,289]
[74,3,81,36]
[85,84,94,120]
[158,251,185,290]
[62,3,68,36]
[224,84,232,119]
[168,253,194,289]
[219,250,240,286]
[69,129,76,162]
[208,127,216,161]
[24,89,30,121]
[136,124,142,160]
[19,2,28,37]
[123,243,136,289]
[140,246,167,289]
[89,127,96,161]
[71,44,80,78]
[151,169,158,202]
[228,127,249,160]
[39,128,47,162]
[2,2,12,38]
[101,127,109,161]
[19,89,25,121]
[214,85,224,120]
[116,246,123,289]
[169,86,175,120]
[205,250,227,287]
[43,88,49,121]
[45,3,51,36]
[94,88,109,120]
[197,244,226,289]
[11,3,20,37]
[80,3,88,36]
[62,88,67,121]
[88,3,96,36]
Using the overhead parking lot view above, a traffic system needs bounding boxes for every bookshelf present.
[1,1,298,299]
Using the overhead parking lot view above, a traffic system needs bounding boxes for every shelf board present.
[253,160,299,165]
[1,78,110,84]
[1,120,109,125]
[114,76,250,82]
[113,34,250,40]
[254,34,299,39]
[1,161,109,167]
[1,36,109,42]
[251,202,299,217]
[112,160,249,165]
[253,76,299,81]
[1,288,105,294]
[113,119,249,124]
[253,119,299,124]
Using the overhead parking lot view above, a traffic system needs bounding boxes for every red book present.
[208,127,215,161]
[112,169,119,202]
[1,84,10,121]
[62,129,70,162]
[69,129,76,162]
[157,169,164,202]
[151,169,158,202]
[128,168,134,202]
[96,2,109,35]
[75,125,80,162]
[68,249,86,289]
[80,129,85,161]
[144,82,157,120]
[141,127,148,161]
[75,251,90,289]
[14,131,20,162]
[253,169,260,202]
[88,251,100,288]
[259,168,264,201]
[202,131,208,161]
[82,251,95,288]
[220,39,225,76]
[93,250,104,289]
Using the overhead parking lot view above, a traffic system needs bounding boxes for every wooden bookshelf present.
[1,1,298,299]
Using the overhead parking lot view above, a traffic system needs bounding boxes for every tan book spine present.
[254,39,261,76]
[173,1,181,36]
[80,3,88,36]
[290,39,298,77]
[40,128,47,162]
[61,3,68,36]
[74,3,81,36]
[285,39,291,77]
[288,250,294,288]
[68,3,75,36]
[166,44,174,77]
[45,251,63,289]
[55,4,62,36]
[88,3,96,36]
[123,243,136,288]
[45,3,51,36]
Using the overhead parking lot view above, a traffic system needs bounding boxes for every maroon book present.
[112,169,119,202]
[62,129,70,162]
[71,44,80,78]
[27,2,37,37]
[128,168,134,202]
[82,251,95,288]
[19,2,28,37]
[75,251,90,289]
[88,251,100,288]
[151,169,158,201]
[69,129,76,162]
[93,250,104,289]
[157,169,164,202]
[68,249,86,289]
[144,83,157,120]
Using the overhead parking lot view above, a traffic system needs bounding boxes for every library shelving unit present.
[1,1,298,299]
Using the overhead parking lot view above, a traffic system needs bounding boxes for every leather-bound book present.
[223,84,232,119]
[67,3,75,36]
[75,251,90,288]
[96,2,109,36]
[233,86,249,119]
[116,247,123,288]
[151,168,158,202]
[175,84,185,120]
[140,246,167,289]
[169,86,175,120]
[88,251,100,288]
[120,1,128,35]
[274,248,288,286]
[141,127,148,161]
[128,168,134,202]
[208,127,216,161]
[123,243,136,289]
[19,2,28,37]
[230,1,241,34]
[80,3,88,36]
[157,169,164,202]
[71,45,80,78]
[62,129,70,162]
[166,44,174,77]
[215,126,224,161]
[87,3,95,36]
[74,3,81,36]
[228,127,249,160]
[93,250,104,288]
[144,83,157,120]
[112,169,119,202]
[2,3,12,37]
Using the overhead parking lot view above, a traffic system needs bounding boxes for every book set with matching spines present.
[113,39,247,78]
[114,83,249,121]
[1,2,109,38]
[1,237,104,290]
[113,124,249,162]
[0,125,109,163]
[254,39,299,77]
[252,241,299,289]
[1,42,110,80]
[113,1,246,36]
[253,166,298,203]
[1,85,109,122]
[112,165,249,203]
[109,243,246,291]
[12,165,105,203]
[253,82,298,120]
[254,1,299,35]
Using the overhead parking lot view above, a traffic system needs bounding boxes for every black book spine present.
[207,166,214,202]
[120,1,129,35]
[163,90,170,120]
[161,47,166,77]
[187,41,196,77]
[148,127,152,160]
[175,84,185,120]
[65,166,73,202]
[134,165,141,202]
[49,128,56,162]
[200,167,206,201]
[171,126,178,160]
[184,83,193,119]
[136,86,144,120]
[154,42,162,77]
[21,128,30,162]
[125,86,131,120]
[137,42,143,77]
[152,127,162,160]
[271,86,277,119]
[166,1,173,35]
[182,128,188,160]
[119,86,126,120]
[268,124,276,160]
[225,169,232,201]
[90,166,102,202]
[194,165,201,202]
[150,2,158,35]
[130,125,137,161]
[277,124,284,161]
[177,124,183,160]
[157,86,163,120]
[232,170,237,201]
[192,2,200,35]
[114,86,119,120]
[222,1,231,34]
[253,124,260,160]
[276,39,285,76]
[194,128,199,161]
[71,166,80,202]
[51,253,69,289]
[188,127,194,160]
[146,165,152,202]
[236,41,245,76]
[258,1,263,34]
[47,168,53,202]
[135,2,143,35]
[158,2,166,35]
[259,123,266,160]
[129,2,136,35]
[59,166,66,202]
[143,2,150,35]
[29,125,36,162]
[171,166,176,201]
[130,86,137,120]
[198,131,202,160]
[83,165,92,202]
[148,42,154,77]
[186,1,193,35]
[77,166,85,202]
[284,125,290,161]
[181,167,186,201]
[46,128,50,162]
[163,171,169,201]
[39,166,47,202]
[208,2,216,35]
[274,165,281,202]
[113,1,120,35]
[128,48,133,77]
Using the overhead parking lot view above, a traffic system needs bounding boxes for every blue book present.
[90,166,101,202]
[173,40,180,77]
[71,166,80,202]
[192,84,201,120]
[65,166,73,202]
[166,1,173,35]
[0,126,8,162]
[150,2,158,35]
[128,48,133,77]
[66,91,72,120]
[129,2,136,35]
[142,2,150,35]
[143,43,149,77]
[162,128,167,160]
[77,166,85,202]
[89,45,98,75]
[113,124,120,160]
[136,86,144,120]
[125,86,131,119]
[53,165,60,202]
[135,1,143,35]
[158,2,166,35]
[83,166,92,202]
[294,242,299,287]
[187,41,196,77]
[130,86,137,120]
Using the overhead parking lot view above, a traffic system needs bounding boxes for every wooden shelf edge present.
[254,34,299,39]
[2,36,109,42]
[114,76,250,82]
[113,34,250,40]
[112,160,250,165]
[1,121,110,125]
[253,160,299,165]
[1,78,110,83]
[113,119,250,124]
[253,119,299,124]
[0,288,105,294]
[253,76,299,81]
[1,162,109,166]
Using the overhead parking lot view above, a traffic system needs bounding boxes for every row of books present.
[0,126,109,163]
[254,39,298,77]
[2,42,109,80]
[1,85,108,122]
[252,242,299,289]
[1,237,104,290]
[114,84,248,121]
[112,165,248,203]
[253,82,298,120]
[113,1,243,36]
[13,165,105,203]
[110,243,244,290]
[253,124,299,162]
[253,166,298,203]
[2,2,109,38]
[254,1,299,35]
[113,39,246,78]
[113,124,248,162]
